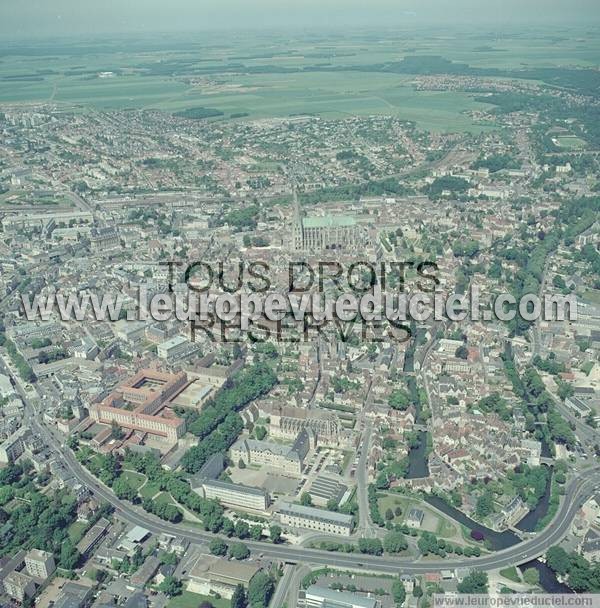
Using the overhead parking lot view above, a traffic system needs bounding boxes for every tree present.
[358,538,383,555]
[417,532,440,556]
[457,571,489,594]
[255,426,267,440]
[250,525,263,541]
[557,380,574,401]
[389,389,410,411]
[235,520,250,538]
[566,553,599,592]
[248,572,274,608]
[523,568,540,587]
[385,508,395,521]
[476,491,494,519]
[269,525,282,544]
[209,538,228,556]
[222,518,235,537]
[384,531,408,554]
[229,542,250,560]
[59,539,80,570]
[113,476,137,502]
[158,575,182,597]
[546,546,571,576]
[238,458,246,469]
[110,419,124,440]
[159,551,178,566]
[231,584,248,608]
[300,492,312,506]
[392,578,406,606]
[413,586,423,598]
[455,345,469,360]
[0,486,14,506]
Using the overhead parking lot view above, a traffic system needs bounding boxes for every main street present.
[9,353,599,577]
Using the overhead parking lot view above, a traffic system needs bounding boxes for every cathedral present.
[292,189,363,252]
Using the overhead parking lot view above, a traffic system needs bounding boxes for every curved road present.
[24,386,600,575]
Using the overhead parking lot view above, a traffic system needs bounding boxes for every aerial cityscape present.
[0,1,599,607]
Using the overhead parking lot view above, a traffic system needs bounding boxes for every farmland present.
[1,28,598,132]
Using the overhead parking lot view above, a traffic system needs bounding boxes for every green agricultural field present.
[1,29,598,131]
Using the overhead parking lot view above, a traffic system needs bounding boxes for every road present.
[66,191,94,213]
[355,420,377,537]
[532,256,598,454]
[270,563,295,607]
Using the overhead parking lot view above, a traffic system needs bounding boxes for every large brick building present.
[90,369,188,442]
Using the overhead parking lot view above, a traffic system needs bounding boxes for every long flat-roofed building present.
[304,585,380,608]
[279,502,353,536]
[197,479,269,511]
[187,554,260,599]
[89,370,187,442]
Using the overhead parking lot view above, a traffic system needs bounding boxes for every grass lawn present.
[500,567,521,583]
[120,470,146,490]
[378,494,421,523]
[168,591,230,608]
[139,481,162,500]
[378,494,460,540]
[154,492,175,507]
[436,518,458,539]
[67,521,88,543]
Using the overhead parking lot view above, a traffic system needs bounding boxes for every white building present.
[198,479,269,511]
[25,549,56,579]
[304,585,380,608]
[279,503,353,536]
[0,427,30,465]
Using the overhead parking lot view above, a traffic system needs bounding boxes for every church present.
[291,189,363,252]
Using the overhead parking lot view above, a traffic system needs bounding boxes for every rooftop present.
[302,215,356,229]
[305,585,378,608]
[279,502,353,526]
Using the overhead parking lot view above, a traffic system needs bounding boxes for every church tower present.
[292,182,304,251]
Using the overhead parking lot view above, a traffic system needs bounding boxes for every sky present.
[0,0,599,40]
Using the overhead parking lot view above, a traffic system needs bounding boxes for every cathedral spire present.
[292,180,301,223]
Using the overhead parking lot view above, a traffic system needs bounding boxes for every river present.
[406,429,430,479]
[424,492,571,593]
[515,467,553,533]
